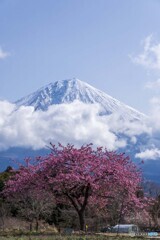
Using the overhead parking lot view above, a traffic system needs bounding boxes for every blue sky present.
[1,0,160,113]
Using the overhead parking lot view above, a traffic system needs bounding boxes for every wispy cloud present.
[130,35,160,70]
[129,35,160,161]
[135,96,160,160]
[135,148,160,160]
[0,47,10,59]
[145,79,160,89]
[148,97,160,131]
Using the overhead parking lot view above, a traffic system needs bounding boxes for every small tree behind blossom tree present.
[3,164,55,231]
[4,143,148,231]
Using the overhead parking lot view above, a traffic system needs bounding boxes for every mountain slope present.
[15,78,146,121]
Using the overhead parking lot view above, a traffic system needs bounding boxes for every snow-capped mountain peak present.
[15,78,146,121]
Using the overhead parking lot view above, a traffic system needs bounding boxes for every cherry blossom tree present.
[4,144,147,230]
[3,163,55,231]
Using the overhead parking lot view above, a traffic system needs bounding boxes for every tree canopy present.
[3,144,147,230]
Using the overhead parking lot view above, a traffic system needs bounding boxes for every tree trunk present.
[65,184,90,231]
[0,207,5,231]
[29,222,33,232]
[78,210,85,231]
[0,215,4,232]
[35,220,39,232]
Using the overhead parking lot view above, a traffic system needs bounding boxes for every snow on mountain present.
[15,78,146,121]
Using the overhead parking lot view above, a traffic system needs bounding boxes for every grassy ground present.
[0,236,147,240]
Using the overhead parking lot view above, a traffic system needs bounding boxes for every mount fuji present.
[1,78,160,182]
[15,78,146,122]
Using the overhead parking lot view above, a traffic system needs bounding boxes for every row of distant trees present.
[0,143,160,231]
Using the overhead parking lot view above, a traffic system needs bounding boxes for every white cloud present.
[145,79,160,89]
[148,97,160,130]
[131,35,160,70]
[105,112,151,138]
[130,136,137,144]
[0,100,154,153]
[135,96,160,160]
[0,47,10,59]
[0,101,128,151]
[135,148,160,160]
